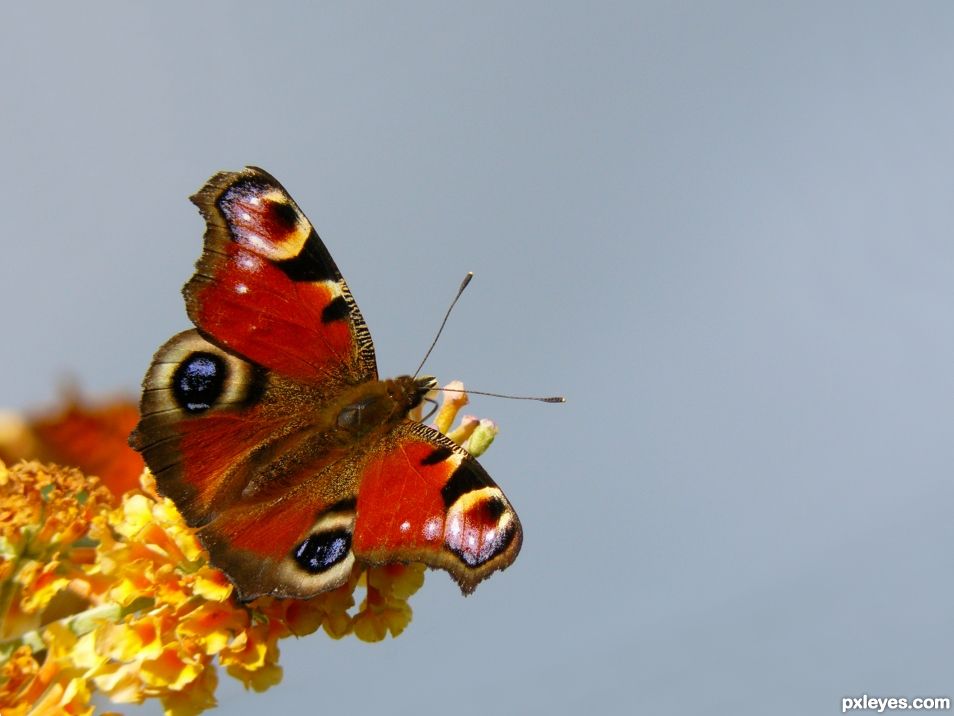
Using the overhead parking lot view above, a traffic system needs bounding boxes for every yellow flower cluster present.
[0,384,489,715]
[0,462,114,715]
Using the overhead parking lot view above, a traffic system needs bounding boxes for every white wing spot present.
[423,517,442,541]
[236,253,262,271]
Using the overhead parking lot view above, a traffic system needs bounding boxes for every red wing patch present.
[353,423,522,594]
[188,242,354,382]
[202,489,321,561]
[168,410,288,525]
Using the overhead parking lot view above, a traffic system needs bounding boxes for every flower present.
[0,461,115,642]
[0,396,144,500]
[0,384,487,714]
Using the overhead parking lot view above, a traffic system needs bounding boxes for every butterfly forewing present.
[353,422,522,595]
[186,167,376,385]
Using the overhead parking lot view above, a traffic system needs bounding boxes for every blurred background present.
[2,3,953,714]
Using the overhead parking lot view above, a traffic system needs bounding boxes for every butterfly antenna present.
[413,272,473,379]
[439,386,566,403]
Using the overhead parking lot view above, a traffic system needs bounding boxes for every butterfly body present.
[130,168,521,600]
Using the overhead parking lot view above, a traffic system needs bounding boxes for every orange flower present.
[0,396,143,500]
[31,397,144,498]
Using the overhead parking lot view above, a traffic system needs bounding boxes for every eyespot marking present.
[268,199,300,232]
[484,496,507,521]
[445,494,516,567]
[172,352,227,413]
[293,530,352,574]
[216,181,311,262]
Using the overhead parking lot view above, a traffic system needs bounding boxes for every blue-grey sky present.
[2,3,953,714]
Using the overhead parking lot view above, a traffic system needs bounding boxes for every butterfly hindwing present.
[131,329,288,527]
[130,328,365,600]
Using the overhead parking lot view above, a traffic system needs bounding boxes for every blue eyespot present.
[172,352,226,413]
[293,530,352,574]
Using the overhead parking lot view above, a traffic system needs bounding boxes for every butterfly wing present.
[185,167,376,385]
[354,422,523,595]
[130,329,365,599]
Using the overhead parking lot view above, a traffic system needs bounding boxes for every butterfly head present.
[412,375,438,407]
[385,374,438,414]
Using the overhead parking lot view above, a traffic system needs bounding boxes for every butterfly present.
[128,167,522,601]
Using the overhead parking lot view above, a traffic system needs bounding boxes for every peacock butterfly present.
[129,167,522,600]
